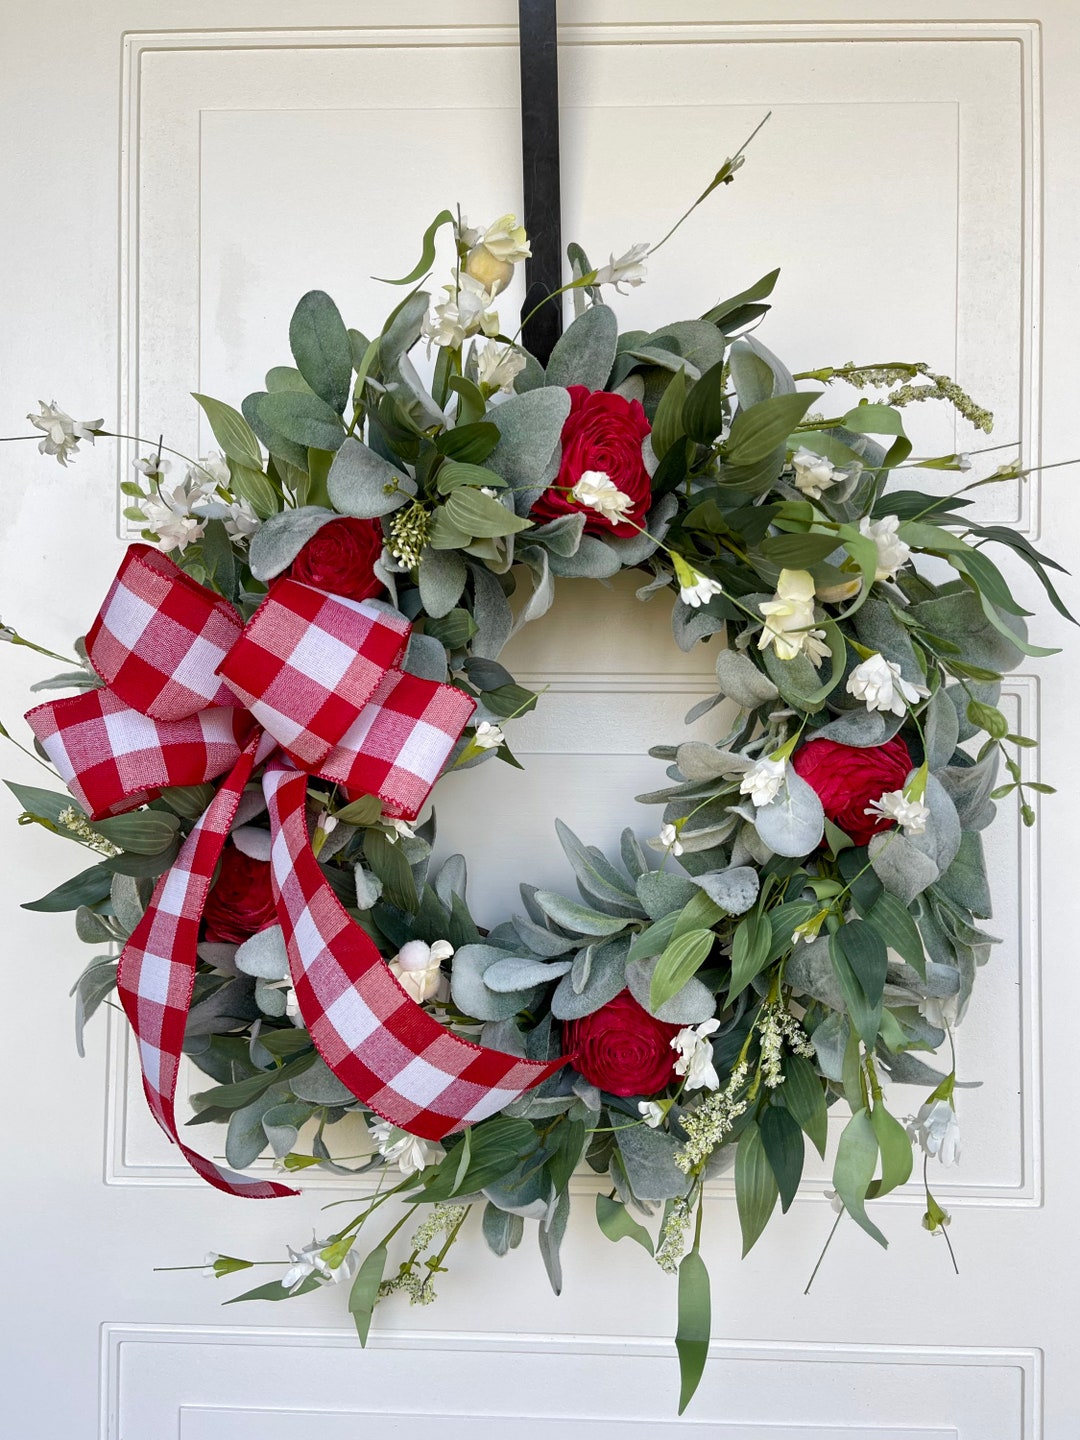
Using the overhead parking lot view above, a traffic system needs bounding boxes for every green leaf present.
[702,267,780,327]
[676,1248,711,1416]
[650,928,714,1012]
[681,358,728,443]
[533,891,629,937]
[375,208,455,286]
[842,402,907,436]
[650,366,688,461]
[423,1117,536,1199]
[228,461,280,520]
[735,1122,779,1256]
[224,1275,323,1305]
[780,1052,828,1159]
[725,391,819,466]
[544,303,618,391]
[434,460,507,494]
[5,780,84,826]
[864,892,925,978]
[758,1104,804,1213]
[594,1193,654,1254]
[548,1117,587,1193]
[728,910,772,1002]
[758,531,844,567]
[967,698,1009,740]
[93,809,181,855]
[868,1101,914,1196]
[364,829,419,913]
[289,290,353,415]
[830,924,887,1049]
[832,1108,887,1248]
[190,1051,317,1113]
[21,863,113,912]
[192,393,263,469]
[435,421,501,464]
[424,607,478,651]
[348,1245,388,1345]
[200,518,238,600]
[444,488,533,539]
[253,390,346,452]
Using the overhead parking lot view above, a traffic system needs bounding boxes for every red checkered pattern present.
[86,544,244,719]
[263,764,565,1141]
[116,741,297,1198]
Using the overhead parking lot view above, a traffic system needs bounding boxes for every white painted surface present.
[1,3,1078,1437]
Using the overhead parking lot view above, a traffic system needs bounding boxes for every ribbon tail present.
[117,741,298,1198]
[263,766,566,1142]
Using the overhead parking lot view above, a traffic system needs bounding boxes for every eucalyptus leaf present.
[289,290,353,414]
[713,649,779,708]
[616,1122,690,1201]
[752,768,824,856]
[327,436,414,517]
[545,303,618,391]
[488,388,571,515]
[247,506,337,581]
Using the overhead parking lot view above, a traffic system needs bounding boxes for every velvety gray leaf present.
[488,388,571,515]
[469,562,513,660]
[811,709,902,749]
[327,436,415,518]
[934,830,993,917]
[547,535,622,579]
[550,936,629,1019]
[692,866,759,915]
[713,649,779,709]
[675,742,751,781]
[853,597,923,682]
[938,750,1000,830]
[625,956,716,1023]
[451,944,542,1021]
[606,493,678,565]
[869,831,939,905]
[545,303,618,391]
[511,915,578,957]
[534,891,629,936]
[481,1203,527,1255]
[484,955,574,992]
[538,1188,571,1295]
[261,1100,316,1159]
[672,599,727,652]
[402,630,448,683]
[434,854,468,910]
[234,925,290,981]
[753,769,824,856]
[906,773,962,875]
[289,1055,358,1106]
[226,1084,288,1169]
[353,865,384,910]
[418,547,468,618]
[524,512,587,557]
[616,1123,690,1201]
[923,687,961,770]
[479,1017,528,1057]
[635,870,699,920]
[911,583,1027,674]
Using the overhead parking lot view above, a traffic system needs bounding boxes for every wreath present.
[3,153,1070,1413]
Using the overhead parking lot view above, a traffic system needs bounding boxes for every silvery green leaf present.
[677,815,740,856]
[379,290,431,372]
[261,1100,315,1159]
[905,774,961,874]
[480,1018,527,1057]
[75,905,115,944]
[734,334,795,395]
[110,872,151,936]
[551,937,629,1019]
[226,1085,288,1168]
[648,318,728,374]
[853,597,923,682]
[29,670,102,692]
[607,493,678,565]
[393,351,447,429]
[290,1055,358,1106]
[934,831,992,917]
[637,570,674,602]
[752,769,824,857]
[937,750,1000,830]
[713,649,779,709]
[730,820,774,869]
[692,866,759,915]
[418,547,467,618]
[469,562,513,660]
[534,891,629,936]
[234,925,290,981]
[875,1048,951,1088]
[625,345,699,379]
[675,741,751,781]
[544,302,618,391]
[525,512,586,556]
[625,956,716,1023]
[923,687,961,770]
[484,955,573,992]
[786,935,843,1009]
[910,584,1026,673]
[451,944,542,1021]
[570,946,592,993]
[547,535,622,579]
[728,342,776,409]
[254,977,287,1018]
[614,373,646,404]
[511,547,554,635]
[811,709,901,749]
[511,915,577,957]
[672,599,727,652]
[538,1188,571,1295]
[555,820,643,911]
[72,958,118,1057]
[616,1123,690,1201]
[231,825,272,862]
[354,865,383,910]
[620,828,649,881]
[636,871,698,920]
[482,1203,528,1255]
[809,1010,849,1081]
[434,854,467,910]
[488,387,571,515]
[868,832,939,905]
[327,436,415,518]
[403,630,448,682]
[684,693,724,725]
[197,942,239,974]
[572,1076,602,1111]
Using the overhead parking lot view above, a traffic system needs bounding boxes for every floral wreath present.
[3,143,1070,1414]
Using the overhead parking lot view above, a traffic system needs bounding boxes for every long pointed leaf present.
[676,1249,711,1415]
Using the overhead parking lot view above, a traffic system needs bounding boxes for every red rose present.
[530,385,652,537]
[203,844,278,944]
[792,734,914,847]
[286,517,385,602]
[564,990,679,1097]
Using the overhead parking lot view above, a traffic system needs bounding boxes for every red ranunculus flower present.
[564,989,679,1097]
[792,734,914,847]
[202,843,278,944]
[286,516,385,602]
[530,384,652,537]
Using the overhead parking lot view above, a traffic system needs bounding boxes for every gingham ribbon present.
[26,545,565,1197]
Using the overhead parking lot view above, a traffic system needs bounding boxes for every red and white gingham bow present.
[27,546,564,1197]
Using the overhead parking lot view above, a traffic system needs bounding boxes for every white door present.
[2,2,1078,1436]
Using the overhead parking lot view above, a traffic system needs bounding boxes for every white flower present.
[846,651,929,716]
[570,469,634,526]
[280,1236,356,1293]
[638,1100,668,1128]
[864,788,931,835]
[464,213,531,293]
[27,401,102,466]
[671,1019,721,1092]
[676,562,725,610]
[388,937,454,1004]
[423,274,501,349]
[739,756,787,808]
[652,821,683,857]
[383,817,416,844]
[369,1120,446,1176]
[133,453,171,478]
[222,498,259,540]
[594,242,650,292]
[791,446,847,500]
[473,720,504,750]
[919,993,958,1031]
[476,341,526,394]
[859,514,912,581]
[142,475,214,553]
[957,453,972,472]
[824,1189,845,1215]
[908,1099,961,1167]
[194,450,231,486]
[757,568,830,666]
